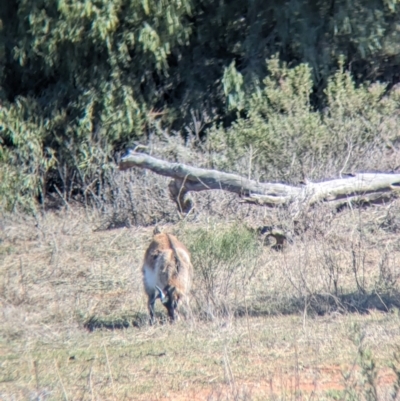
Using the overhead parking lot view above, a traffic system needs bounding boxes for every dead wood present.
[119,150,400,214]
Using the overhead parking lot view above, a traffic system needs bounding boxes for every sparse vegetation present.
[1,203,400,399]
[184,223,262,319]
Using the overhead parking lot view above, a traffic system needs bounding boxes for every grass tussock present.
[1,198,400,399]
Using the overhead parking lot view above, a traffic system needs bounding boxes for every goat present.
[142,228,193,323]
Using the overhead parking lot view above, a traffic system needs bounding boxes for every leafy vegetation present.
[210,57,400,182]
[184,223,262,318]
[2,0,400,211]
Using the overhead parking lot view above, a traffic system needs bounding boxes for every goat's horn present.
[155,286,166,303]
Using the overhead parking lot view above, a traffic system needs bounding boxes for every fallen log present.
[119,149,400,213]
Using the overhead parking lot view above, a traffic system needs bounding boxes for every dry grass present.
[1,202,400,400]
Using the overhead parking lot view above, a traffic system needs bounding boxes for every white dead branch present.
[119,150,400,214]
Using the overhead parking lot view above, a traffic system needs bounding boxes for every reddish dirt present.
[152,365,397,401]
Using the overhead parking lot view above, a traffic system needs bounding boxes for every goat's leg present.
[148,293,157,325]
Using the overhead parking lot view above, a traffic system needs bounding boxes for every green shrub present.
[0,99,56,212]
[0,0,190,212]
[184,223,262,318]
[208,57,400,183]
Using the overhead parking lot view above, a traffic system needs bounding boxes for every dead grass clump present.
[91,169,179,229]
[256,202,400,317]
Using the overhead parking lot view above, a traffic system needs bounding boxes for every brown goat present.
[142,228,193,323]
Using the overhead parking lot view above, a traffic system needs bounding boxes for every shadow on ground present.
[83,312,171,331]
[83,290,400,331]
[83,313,148,331]
[238,290,400,318]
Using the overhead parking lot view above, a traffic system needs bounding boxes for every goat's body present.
[142,232,192,323]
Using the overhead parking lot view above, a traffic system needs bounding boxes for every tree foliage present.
[1,0,400,210]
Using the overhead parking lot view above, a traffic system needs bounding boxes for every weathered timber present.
[119,150,400,213]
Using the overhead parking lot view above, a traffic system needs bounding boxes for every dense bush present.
[209,57,400,182]
[2,0,400,211]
